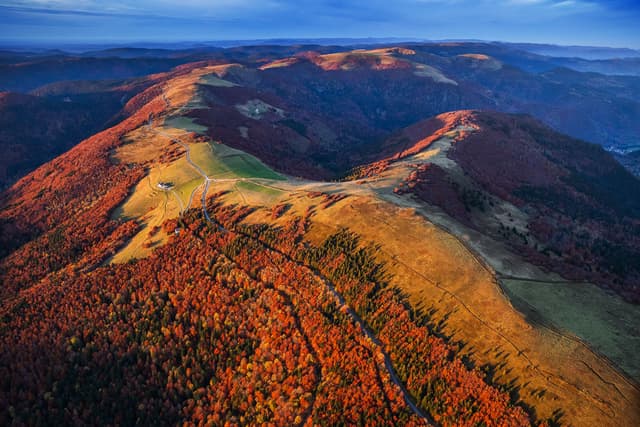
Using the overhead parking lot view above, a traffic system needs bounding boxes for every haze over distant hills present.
[3,38,639,61]
[2,39,639,189]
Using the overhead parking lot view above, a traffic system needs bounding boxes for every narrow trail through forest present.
[144,89,434,424]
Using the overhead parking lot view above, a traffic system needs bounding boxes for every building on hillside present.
[157,182,174,190]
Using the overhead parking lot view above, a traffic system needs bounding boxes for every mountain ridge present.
[1,54,639,427]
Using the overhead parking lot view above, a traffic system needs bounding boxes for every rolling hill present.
[384,110,640,301]
[1,49,639,426]
[0,90,125,190]
[2,42,639,192]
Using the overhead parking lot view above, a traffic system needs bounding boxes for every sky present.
[0,0,638,48]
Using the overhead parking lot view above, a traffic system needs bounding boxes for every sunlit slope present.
[1,58,637,427]
[108,67,285,263]
[110,131,286,262]
[199,175,639,427]
[111,65,638,426]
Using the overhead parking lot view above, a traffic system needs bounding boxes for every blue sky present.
[0,0,638,48]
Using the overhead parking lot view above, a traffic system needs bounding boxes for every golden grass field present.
[193,179,640,426]
[303,196,640,427]
[107,65,640,426]
[109,87,287,263]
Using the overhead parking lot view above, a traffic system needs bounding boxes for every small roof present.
[157,182,174,190]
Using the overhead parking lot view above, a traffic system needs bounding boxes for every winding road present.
[134,83,640,426]
[229,223,434,424]
[144,90,433,423]
[319,272,432,422]
[148,93,221,224]
[150,92,281,227]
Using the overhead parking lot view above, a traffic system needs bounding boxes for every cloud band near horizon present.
[0,0,638,48]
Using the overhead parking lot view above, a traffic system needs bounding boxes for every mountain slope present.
[0,66,546,427]
[389,110,640,301]
[187,45,640,174]
[3,42,640,184]
[0,56,189,92]
[0,90,125,189]
[1,59,639,427]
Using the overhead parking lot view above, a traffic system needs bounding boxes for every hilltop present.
[1,49,639,426]
[384,110,640,301]
[2,42,640,191]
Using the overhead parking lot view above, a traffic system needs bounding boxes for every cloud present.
[0,0,637,47]
[509,0,547,4]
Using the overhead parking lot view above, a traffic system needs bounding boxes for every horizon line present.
[0,37,638,52]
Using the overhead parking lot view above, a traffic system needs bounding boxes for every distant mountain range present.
[2,42,639,302]
[2,41,639,187]
[3,38,639,57]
